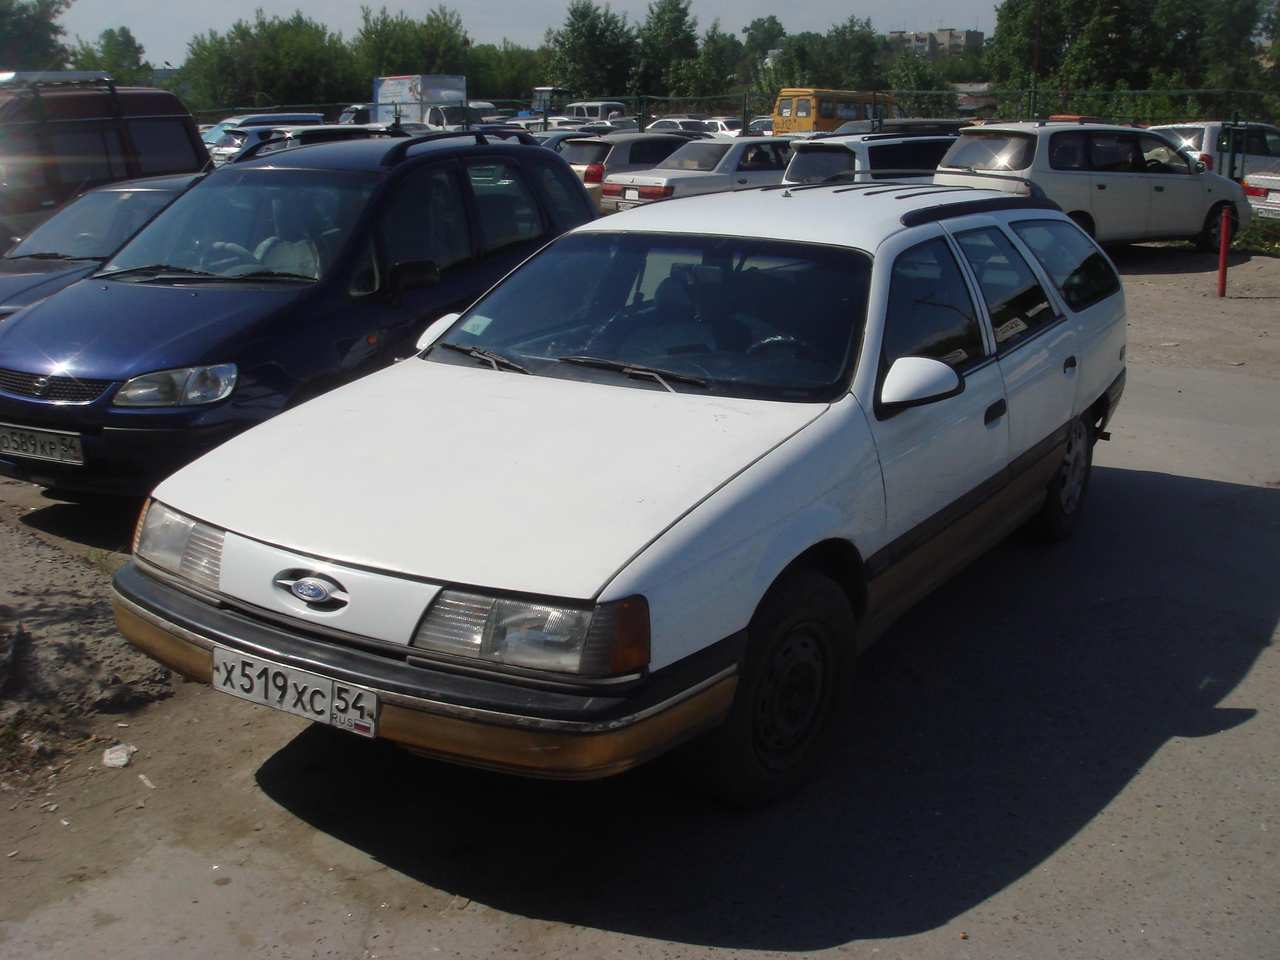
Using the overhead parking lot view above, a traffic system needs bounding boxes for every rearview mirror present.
[415,312,460,352]
[879,356,963,411]
[387,259,439,304]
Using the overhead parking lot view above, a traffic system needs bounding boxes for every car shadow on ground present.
[18,494,142,555]
[1107,242,1257,276]
[255,466,1276,950]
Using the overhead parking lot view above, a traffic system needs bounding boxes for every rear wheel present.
[699,569,853,806]
[1195,202,1237,252]
[1033,415,1094,541]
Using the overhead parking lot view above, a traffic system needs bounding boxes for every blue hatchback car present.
[0,134,595,494]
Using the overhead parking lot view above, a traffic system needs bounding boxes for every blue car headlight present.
[114,364,237,406]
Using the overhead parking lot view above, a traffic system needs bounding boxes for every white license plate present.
[213,646,378,737]
[624,188,639,201]
[1257,206,1280,219]
[0,422,83,464]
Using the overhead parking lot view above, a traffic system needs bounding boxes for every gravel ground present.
[0,244,1276,958]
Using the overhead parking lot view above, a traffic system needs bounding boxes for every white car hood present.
[155,360,827,599]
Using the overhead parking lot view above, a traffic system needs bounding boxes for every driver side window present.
[881,238,985,376]
[1139,134,1189,174]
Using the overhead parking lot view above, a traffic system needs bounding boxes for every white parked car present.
[113,181,1126,801]
[703,117,744,137]
[601,137,792,211]
[646,117,711,134]
[1242,173,1280,221]
[561,133,689,211]
[1150,121,1280,179]
[783,133,957,185]
[936,122,1251,249]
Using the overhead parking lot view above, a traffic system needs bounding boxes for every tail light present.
[602,182,623,197]
[1243,180,1267,198]
[638,185,673,200]
[583,163,605,184]
[1198,153,1214,171]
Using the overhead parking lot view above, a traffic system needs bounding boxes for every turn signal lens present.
[1242,181,1267,198]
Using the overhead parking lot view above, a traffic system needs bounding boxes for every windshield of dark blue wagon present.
[428,231,871,401]
[99,169,377,281]
[8,189,176,260]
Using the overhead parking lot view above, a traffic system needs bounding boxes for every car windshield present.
[941,132,1036,171]
[787,147,856,183]
[663,142,731,171]
[202,120,239,144]
[1163,126,1205,152]
[7,189,178,261]
[440,106,486,125]
[100,169,377,283]
[426,231,871,402]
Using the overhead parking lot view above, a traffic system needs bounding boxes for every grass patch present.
[1235,216,1280,256]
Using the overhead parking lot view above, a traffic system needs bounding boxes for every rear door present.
[1138,133,1205,237]
[948,216,1078,463]
[1087,132,1149,240]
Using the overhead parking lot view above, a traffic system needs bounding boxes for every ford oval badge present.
[291,577,333,604]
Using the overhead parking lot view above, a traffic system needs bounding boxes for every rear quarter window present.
[786,146,856,183]
[128,119,201,174]
[1011,219,1120,312]
[940,132,1035,171]
[866,139,954,177]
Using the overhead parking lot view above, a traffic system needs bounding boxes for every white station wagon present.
[113,181,1126,801]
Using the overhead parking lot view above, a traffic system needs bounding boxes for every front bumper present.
[111,562,738,779]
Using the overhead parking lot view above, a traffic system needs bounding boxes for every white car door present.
[1087,132,1150,241]
[947,216,1079,463]
[1138,133,1206,237]
[863,232,1009,544]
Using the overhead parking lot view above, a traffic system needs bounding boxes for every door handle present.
[1096,184,1107,190]
[984,399,1007,425]
[736,178,748,184]
[1154,185,1165,192]
[1063,355,1078,373]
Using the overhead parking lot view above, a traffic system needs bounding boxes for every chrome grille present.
[178,523,225,592]
[412,591,493,657]
[0,368,112,403]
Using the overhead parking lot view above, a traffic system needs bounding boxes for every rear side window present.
[866,139,953,177]
[381,165,472,271]
[47,125,126,186]
[535,162,593,230]
[1011,219,1120,312]
[818,99,835,119]
[1089,133,1142,172]
[737,143,787,171]
[954,227,1057,351]
[466,160,544,253]
[940,133,1034,171]
[630,138,680,164]
[1048,131,1089,170]
[128,120,201,174]
[882,237,985,375]
[665,142,730,171]
[560,141,608,165]
[786,146,855,183]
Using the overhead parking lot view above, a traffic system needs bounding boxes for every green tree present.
[70,26,152,85]
[0,0,70,70]
[668,20,743,96]
[351,5,469,79]
[181,11,361,111]
[633,0,698,93]
[547,0,637,97]
[738,15,786,84]
[887,52,959,115]
[466,40,549,99]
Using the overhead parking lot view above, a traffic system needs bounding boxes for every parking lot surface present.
[0,246,1277,959]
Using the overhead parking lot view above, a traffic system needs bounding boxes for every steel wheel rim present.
[753,626,828,770]
[1058,419,1089,513]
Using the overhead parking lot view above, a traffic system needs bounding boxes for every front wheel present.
[1195,202,1238,253]
[1033,416,1094,541]
[697,569,853,806]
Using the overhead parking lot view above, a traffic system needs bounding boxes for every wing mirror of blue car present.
[415,312,459,353]
[879,356,964,412]
[387,259,440,304]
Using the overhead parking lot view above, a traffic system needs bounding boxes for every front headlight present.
[114,364,237,406]
[134,499,225,592]
[412,590,650,676]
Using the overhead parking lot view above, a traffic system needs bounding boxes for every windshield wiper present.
[221,269,317,283]
[96,263,220,280]
[555,355,708,393]
[6,252,104,262]
[435,340,530,374]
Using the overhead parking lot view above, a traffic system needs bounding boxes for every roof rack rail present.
[0,70,116,89]
[381,131,489,166]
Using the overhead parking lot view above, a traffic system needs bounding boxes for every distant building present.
[887,28,983,60]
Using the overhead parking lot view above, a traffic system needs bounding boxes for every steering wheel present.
[200,241,257,273]
[746,335,821,362]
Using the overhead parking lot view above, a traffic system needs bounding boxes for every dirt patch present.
[0,497,172,775]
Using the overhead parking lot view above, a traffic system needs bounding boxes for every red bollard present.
[1217,206,1231,298]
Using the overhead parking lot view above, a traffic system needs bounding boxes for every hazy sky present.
[59,0,997,67]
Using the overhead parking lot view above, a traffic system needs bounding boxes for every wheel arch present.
[771,537,868,625]
[1067,210,1095,237]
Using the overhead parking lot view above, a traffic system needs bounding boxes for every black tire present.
[1067,211,1095,238]
[1033,415,1094,541]
[1195,202,1238,253]
[698,569,854,806]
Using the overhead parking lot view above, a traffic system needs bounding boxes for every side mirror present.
[387,259,439,303]
[1194,160,1207,174]
[415,312,459,352]
[879,356,963,411]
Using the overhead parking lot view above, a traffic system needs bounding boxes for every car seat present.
[254,197,321,278]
